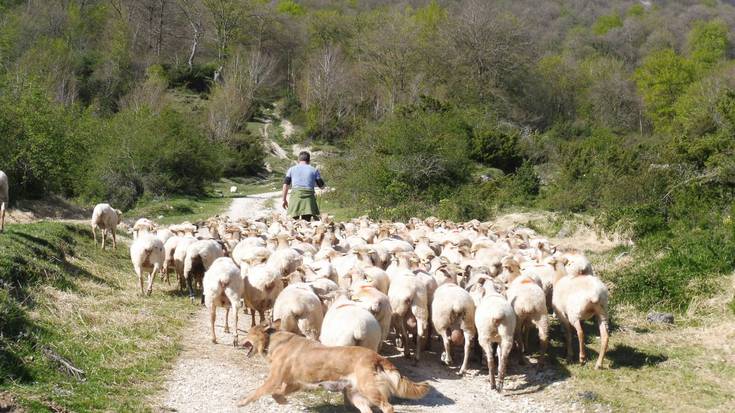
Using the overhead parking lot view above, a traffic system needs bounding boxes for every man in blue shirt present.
[282,151,325,221]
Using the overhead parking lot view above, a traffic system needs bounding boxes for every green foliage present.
[222,132,266,177]
[276,0,306,16]
[613,217,735,312]
[329,107,473,219]
[82,108,223,209]
[468,121,523,173]
[592,13,623,35]
[626,4,646,17]
[687,20,730,72]
[165,63,219,93]
[635,49,695,129]
[0,78,92,199]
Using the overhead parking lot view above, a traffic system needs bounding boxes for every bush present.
[81,108,223,209]
[0,78,93,200]
[328,107,474,219]
[165,62,219,93]
[222,132,266,177]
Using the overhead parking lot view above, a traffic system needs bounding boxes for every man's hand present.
[282,200,288,210]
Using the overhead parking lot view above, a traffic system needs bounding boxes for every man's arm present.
[315,169,325,189]
[282,183,289,210]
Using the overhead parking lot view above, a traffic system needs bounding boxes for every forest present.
[2,0,735,313]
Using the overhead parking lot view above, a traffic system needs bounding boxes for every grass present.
[0,222,197,412]
[556,304,735,412]
[555,244,735,412]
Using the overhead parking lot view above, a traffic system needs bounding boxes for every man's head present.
[298,151,311,164]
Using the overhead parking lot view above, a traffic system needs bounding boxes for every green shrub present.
[223,132,266,177]
[81,108,223,209]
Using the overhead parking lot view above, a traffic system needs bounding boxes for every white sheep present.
[184,239,226,302]
[552,264,609,369]
[132,218,156,240]
[203,257,244,345]
[266,234,303,276]
[173,236,197,290]
[388,271,430,361]
[242,262,284,326]
[0,170,8,233]
[91,203,122,250]
[272,282,324,340]
[156,228,174,245]
[130,233,165,296]
[431,282,476,374]
[162,235,181,285]
[506,274,549,366]
[319,295,382,352]
[473,280,516,392]
[351,283,392,349]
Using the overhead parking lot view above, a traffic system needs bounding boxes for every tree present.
[687,19,730,73]
[635,49,695,129]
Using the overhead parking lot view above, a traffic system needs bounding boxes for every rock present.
[646,311,674,324]
[578,391,598,401]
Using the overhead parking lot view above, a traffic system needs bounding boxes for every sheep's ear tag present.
[366,276,373,283]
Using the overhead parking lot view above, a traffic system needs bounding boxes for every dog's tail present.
[375,357,431,400]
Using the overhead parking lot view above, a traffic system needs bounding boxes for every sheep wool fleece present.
[287,188,320,218]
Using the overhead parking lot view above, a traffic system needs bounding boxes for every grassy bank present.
[0,222,196,411]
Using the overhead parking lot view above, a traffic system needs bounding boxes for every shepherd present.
[282,151,324,221]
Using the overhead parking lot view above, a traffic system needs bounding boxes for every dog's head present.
[241,319,281,357]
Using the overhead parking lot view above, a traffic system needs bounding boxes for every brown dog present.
[239,320,431,413]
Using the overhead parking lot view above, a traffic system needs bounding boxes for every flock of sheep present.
[90,202,609,394]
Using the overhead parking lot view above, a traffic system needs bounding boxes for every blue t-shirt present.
[285,164,324,189]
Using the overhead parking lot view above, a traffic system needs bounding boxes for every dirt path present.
[155,193,588,413]
[226,191,283,220]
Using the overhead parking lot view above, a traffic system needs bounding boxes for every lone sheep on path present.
[91,203,122,249]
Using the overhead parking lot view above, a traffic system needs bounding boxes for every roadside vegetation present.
[0,222,196,411]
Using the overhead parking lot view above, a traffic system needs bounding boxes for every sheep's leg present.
[439,329,452,365]
[224,307,231,333]
[1,201,5,233]
[135,266,145,295]
[459,330,473,375]
[146,264,159,296]
[258,309,266,324]
[534,314,549,367]
[415,318,426,363]
[101,229,107,250]
[573,319,587,365]
[232,305,239,347]
[91,225,97,246]
[186,273,195,302]
[112,229,117,250]
[595,313,609,370]
[497,340,512,393]
[556,311,574,362]
[399,318,410,358]
[483,341,497,390]
[250,307,256,327]
[210,305,218,344]
[515,324,527,366]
